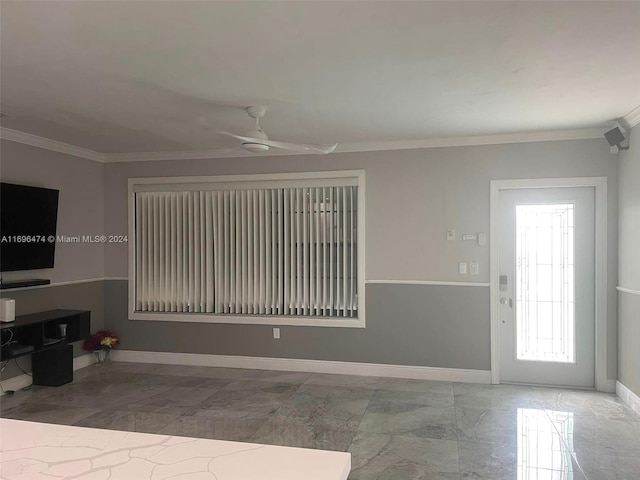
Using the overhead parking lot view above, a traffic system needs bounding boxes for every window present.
[128,171,365,328]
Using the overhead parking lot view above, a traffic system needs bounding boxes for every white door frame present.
[489,177,610,391]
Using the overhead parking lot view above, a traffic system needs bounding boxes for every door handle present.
[500,297,513,308]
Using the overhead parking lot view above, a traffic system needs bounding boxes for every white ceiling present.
[1,1,639,156]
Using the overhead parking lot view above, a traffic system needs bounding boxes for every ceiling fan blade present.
[260,139,337,154]
[218,130,337,154]
[217,131,255,142]
[218,131,336,154]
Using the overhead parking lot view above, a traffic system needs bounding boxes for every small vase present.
[94,348,111,365]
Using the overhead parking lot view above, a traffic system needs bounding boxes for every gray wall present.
[0,137,621,381]
[0,140,105,283]
[106,280,490,369]
[617,126,640,396]
[105,139,618,284]
[103,138,619,377]
[1,140,105,381]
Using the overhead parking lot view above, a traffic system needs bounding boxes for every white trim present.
[334,128,606,154]
[0,374,31,395]
[366,280,490,287]
[73,353,95,370]
[489,181,501,385]
[0,128,105,162]
[617,285,640,296]
[110,349,492,384]
[130,312,365,328]
[26,278,492,289]
[2,126,606,164]
[0,277,127,292]
[622,104,640,129]
[489,177,610,391]
[616,381,640,417]
[128,170,366,187]
[128,171,366,329]
[0,353,93,396]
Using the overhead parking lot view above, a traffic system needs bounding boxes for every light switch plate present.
[470,262,479,275]
[458,262,468,275]
[273,328,280,339]
[446,229,456,241]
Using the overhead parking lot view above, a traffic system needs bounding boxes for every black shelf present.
[0,279,51,290]
[0,309,90,364]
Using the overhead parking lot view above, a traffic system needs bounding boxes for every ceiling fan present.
[217,106,337,154]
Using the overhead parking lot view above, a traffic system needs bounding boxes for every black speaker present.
[604,124,629,152]
[32,344,73,387]
[605,126,626,147]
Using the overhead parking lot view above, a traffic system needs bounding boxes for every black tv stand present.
[1,309,90,386]
[0,278,51,290]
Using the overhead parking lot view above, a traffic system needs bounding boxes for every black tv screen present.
[0,183,59,272]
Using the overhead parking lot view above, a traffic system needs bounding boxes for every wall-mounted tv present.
[0,183,59,272]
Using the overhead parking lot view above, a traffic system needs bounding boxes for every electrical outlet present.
[458,262,468,275]
[470,262,480,275]
[273,327,280,339]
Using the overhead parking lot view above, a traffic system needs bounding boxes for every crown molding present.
[100,127,607,162]
[622,104,640,129]
[102,147,306,163]
[1,125,607,164]
[334,127,606,154]
[0,127,106,162]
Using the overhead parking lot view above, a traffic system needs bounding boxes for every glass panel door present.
[515,204,575,363]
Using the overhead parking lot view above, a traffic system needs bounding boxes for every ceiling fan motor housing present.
[242,142,270,152]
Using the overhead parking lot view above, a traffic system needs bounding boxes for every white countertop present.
[0,419,351,480]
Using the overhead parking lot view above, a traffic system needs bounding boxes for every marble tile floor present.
[1,362,639,480]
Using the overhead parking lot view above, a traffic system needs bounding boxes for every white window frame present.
[128,170,366,328]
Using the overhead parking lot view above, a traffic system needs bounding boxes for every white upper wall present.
[103,138,618,285]
[0,140,105,283]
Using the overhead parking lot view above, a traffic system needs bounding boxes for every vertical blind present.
[134,186,358,318]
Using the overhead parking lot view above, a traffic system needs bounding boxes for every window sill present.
[129,311,366,328]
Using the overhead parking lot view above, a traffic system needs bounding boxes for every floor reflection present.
[518,408,577,479]
[3,367,640,479]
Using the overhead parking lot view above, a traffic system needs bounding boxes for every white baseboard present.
[110,349,492,384]
[0,353,94,396]
[0,373,32,395]
[616,380,640,417]
[599,378,616,393]
[73,353,94,371]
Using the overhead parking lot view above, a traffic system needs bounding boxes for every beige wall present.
[617,126,640,396]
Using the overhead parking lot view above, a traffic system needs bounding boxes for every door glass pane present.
[515,204,575,363]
